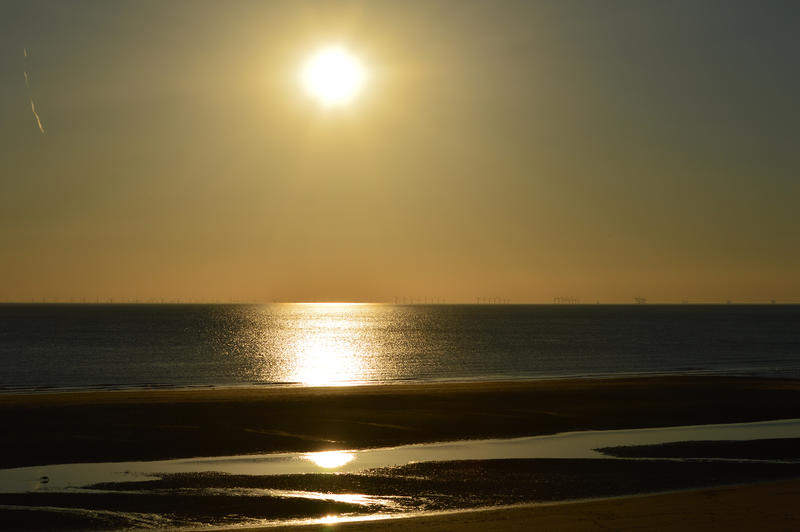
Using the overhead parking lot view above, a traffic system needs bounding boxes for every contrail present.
[23,47,45,134]
[30,98,45,133]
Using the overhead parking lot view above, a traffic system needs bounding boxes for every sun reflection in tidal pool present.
[305,450,355,469]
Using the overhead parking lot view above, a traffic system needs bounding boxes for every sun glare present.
[301,46,367,107]
[305,450,355,469]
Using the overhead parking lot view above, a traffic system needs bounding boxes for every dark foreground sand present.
[5,456,800,529]
[258,479,800,532]
[3,377,800,530]
[2,376,800,467]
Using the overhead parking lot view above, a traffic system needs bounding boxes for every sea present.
[1,303,798,393]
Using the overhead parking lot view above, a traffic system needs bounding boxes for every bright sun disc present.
[301,46,366,107]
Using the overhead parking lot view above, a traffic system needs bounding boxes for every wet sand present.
[5,458,800,529]
[3,376,800,529]
[2,376,800,468]
[259,479,800,532]
[599,437,800,460]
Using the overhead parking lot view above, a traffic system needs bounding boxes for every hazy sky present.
[1,1,798,303]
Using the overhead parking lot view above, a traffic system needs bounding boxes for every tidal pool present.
[2,418,800,495]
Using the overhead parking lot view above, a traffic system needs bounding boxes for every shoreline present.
[3,370,795,397]
[2,375,800,468]
[4,372,799,400]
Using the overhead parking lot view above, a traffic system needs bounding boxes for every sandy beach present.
[2,376,800,468]
[258,479,800,531]
[3,376,800,530]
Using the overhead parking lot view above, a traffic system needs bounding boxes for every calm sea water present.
[0,303,798,392]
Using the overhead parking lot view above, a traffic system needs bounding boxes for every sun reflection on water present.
[305,450,355,469]
[275,303,374,386]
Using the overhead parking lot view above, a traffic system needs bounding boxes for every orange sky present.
[1,1,798,303]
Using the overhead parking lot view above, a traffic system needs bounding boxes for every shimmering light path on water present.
[1,304,799,391]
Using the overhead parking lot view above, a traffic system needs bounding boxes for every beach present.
[3,376,800,529]
[258,479,800,531]
[3,376,800,468]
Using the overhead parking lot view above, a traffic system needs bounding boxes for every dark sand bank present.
[257,479,800,532]
[4,377,800,530]
[3,376,800,468]
[85,458,800,512]
[600,437,800,460]
[4,458,800,530]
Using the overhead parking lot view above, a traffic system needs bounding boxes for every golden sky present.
[1,1,798,303]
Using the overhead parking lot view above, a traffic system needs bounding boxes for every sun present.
[301,46,367,107]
